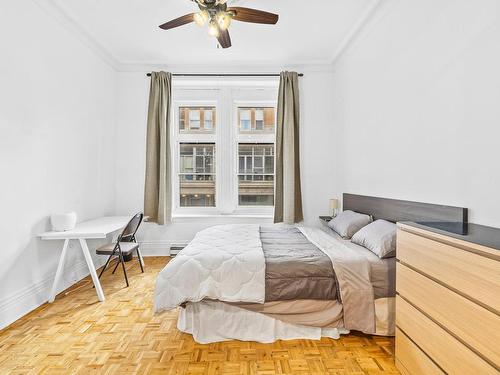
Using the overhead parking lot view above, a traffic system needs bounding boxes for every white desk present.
[40,216,131,303]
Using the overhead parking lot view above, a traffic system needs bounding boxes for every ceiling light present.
[216,12,231,30]
[208,20,220,37]
[193,10,209,26]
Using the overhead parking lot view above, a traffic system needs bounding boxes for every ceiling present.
[51,0,372,66]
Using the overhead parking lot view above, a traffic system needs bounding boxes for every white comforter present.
[154,224,265,312]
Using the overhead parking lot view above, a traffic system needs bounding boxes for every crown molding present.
[32,0,120,69]
[329,0,382,65]
[115,61,335,75]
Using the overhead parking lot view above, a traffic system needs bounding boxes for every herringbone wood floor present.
[0,257,399,375]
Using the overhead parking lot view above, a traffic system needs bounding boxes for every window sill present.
[171,213,274,223]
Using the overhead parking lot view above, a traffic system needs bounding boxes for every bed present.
[153,193,467,343]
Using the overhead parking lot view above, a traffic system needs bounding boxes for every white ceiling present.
[51,0,372,66]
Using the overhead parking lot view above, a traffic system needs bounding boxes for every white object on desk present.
[39,216,131,303]
[50,212,77,231]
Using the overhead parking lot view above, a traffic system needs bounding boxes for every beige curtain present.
[274,71,303,224]
[144,71,172,225]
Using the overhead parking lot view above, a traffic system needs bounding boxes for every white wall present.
[331,0,500,227]
[0,0,116,327]
[114,69,335,251]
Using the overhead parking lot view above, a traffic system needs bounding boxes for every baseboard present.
[0,257,106,330]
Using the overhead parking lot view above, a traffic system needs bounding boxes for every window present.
[179,107,216,133]
[255,109,264,130]
[238,144,274,206]
[239,109,251,131]
[189,109,200,129]
[238,107,275,133]
[179,143,215,207]
[204,109,213,130]
[173,86,277,216]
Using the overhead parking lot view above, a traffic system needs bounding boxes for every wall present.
[331,0,500,227]
[0,0,116,328]
[114,68,335,252]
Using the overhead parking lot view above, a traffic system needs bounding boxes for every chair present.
[96,213,144,287]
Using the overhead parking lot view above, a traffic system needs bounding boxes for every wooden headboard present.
[342,193,468,224]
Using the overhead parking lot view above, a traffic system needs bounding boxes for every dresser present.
[395,222,500,375]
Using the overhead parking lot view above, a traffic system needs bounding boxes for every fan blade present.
[227,7,279,24]
[217,29,232,49]
[159,13,195,30]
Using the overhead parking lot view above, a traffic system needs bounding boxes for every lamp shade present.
[330,199,339,210]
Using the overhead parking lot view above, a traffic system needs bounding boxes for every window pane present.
[204,109,213,130]
[189,109,200,129]
[239,109,251,131]
[179,143,215,207]
[179,107,216,134]
[238,107,275,134]
[255,108,264,130]
[238,144,274,206]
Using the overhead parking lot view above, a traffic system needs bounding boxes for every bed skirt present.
[177,297,395,343]
[178,300,349,344]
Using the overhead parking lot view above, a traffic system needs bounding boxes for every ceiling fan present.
[158,0,279,49]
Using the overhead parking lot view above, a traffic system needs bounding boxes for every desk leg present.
[49,239,69,303]
[79,238,105,302]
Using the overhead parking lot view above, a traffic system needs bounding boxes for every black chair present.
[96,213,144,287]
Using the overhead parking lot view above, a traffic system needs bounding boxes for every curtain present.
[144,71,172,225]
[274,71,303,224]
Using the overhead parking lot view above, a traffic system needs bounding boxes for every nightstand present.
[319,216,333,224]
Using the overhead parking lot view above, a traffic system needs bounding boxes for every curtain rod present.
[146,73,304,77]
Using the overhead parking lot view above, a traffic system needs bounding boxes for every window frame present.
[233,100,276,215]
[171,84,278,218]
[172,97,219,216]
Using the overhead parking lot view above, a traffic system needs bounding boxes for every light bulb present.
[208,21,220,37]
[216,12,231,30]
[193,10,209,26]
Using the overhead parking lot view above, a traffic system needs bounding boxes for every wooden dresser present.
[395,222,500,375]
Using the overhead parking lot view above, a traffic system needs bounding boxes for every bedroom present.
[0,0,499,374]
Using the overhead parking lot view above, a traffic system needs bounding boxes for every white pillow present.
[328,210,372,239]
[351,219,397,258]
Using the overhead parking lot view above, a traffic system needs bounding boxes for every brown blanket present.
[261,225,338,302]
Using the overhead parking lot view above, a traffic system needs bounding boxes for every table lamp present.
[330,199,339,217]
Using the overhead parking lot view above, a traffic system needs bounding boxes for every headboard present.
[342,193,468,224]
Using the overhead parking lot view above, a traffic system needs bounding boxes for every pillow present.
[351,219,397,258]
[328,210,372,239]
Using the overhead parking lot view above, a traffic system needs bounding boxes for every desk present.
[40,216,131,303]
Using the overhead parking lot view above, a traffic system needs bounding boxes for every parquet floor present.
[0,257,399,375]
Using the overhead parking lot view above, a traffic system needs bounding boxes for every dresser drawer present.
[396,296,497,374]
[395,327,444,375]
[397,229,500,312]
[397,263,500,367]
